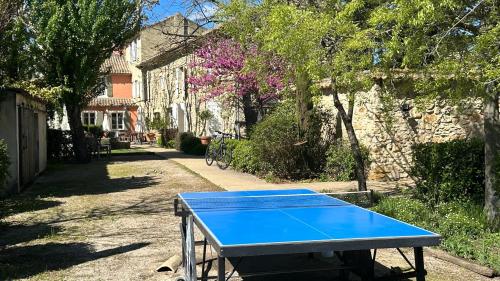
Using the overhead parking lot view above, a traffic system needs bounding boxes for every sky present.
[144,0,217,26]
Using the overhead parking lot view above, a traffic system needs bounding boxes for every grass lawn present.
[110,148,153,155]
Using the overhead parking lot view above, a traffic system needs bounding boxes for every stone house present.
[0,88,47,195]
[123,13,211,135]
[135,29,240,137]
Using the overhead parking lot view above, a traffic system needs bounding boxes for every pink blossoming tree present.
[188,37,286,132]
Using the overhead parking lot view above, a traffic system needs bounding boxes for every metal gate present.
[18,106,39,189]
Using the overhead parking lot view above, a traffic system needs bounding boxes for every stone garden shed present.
[0,87,47,195]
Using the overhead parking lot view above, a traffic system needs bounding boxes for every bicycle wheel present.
[205,145,215,166]
[216,145,232,170]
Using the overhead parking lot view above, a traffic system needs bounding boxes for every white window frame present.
[110,111,125,130]
[82,111,97,126]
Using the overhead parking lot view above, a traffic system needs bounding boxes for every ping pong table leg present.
[414,247,425,281]
[217,256,225,281]
[181,215,187,267]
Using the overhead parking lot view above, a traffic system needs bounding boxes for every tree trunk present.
[67,104,90,163]
[484,89,499,229]
[295,71,313,135]
[242,92,258,134]
[332,88,367,191]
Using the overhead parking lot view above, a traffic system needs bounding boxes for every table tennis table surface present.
[178,189,440,257]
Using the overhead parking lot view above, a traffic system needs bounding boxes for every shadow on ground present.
[0,224,62,249]
[147,149,204,160]
[0,197,61,218]
[29,156,161,198]
[0,154,162,248]
[230,253,413,281]
[0,242,149,279]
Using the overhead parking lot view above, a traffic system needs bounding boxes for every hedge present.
[410,139,485,204]
[176,132,206,156]
[47,129,74,161]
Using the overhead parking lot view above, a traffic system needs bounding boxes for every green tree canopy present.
[220,0,379,191]
[28,0,141,162]
[369,0,499,225]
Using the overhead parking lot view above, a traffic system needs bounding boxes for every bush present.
[250,102,327,179]
[156,128,178,148]
[323,142,370,181]
[190,143,207,156]
[473,232,500,272]
[250,103,301,179]
[231,140,261,174]
[0,139,10,190]
[157,134,165,147]
[166,140,176,149]
[373,196,499,271]
[411,139,484,204]
[372,196,431,227]
[47,129,74,161]
[176,132,205,155]
[84,125,103,138]
[176,132,193,151]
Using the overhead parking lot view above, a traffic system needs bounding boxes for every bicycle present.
[204,133,219,166]
[205,131,233,169]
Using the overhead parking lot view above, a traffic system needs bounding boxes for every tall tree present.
[370,0,499,226]
[28,0,141,162]
[0,0,35,85]
[319,0,376,191]
[221,0,375,191]
[0,0,22,33]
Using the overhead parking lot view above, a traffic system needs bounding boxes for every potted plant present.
[199,109,213,145]
[146,115,169,145]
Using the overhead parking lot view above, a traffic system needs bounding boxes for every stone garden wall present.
[321,84,485,181]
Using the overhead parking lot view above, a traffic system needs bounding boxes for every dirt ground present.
[0,155,496,281]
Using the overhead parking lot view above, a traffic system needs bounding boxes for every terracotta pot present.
[200,136,212,145]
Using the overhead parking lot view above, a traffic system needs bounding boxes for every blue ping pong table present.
[174,189,441,281]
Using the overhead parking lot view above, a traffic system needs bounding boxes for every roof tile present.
[101,54,131,74]
[88,98,136,107]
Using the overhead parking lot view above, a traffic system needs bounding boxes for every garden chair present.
[99,138,111,160]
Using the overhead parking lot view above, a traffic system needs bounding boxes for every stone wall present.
[320,84,485,181]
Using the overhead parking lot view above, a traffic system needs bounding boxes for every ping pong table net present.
[181,191,374,211]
